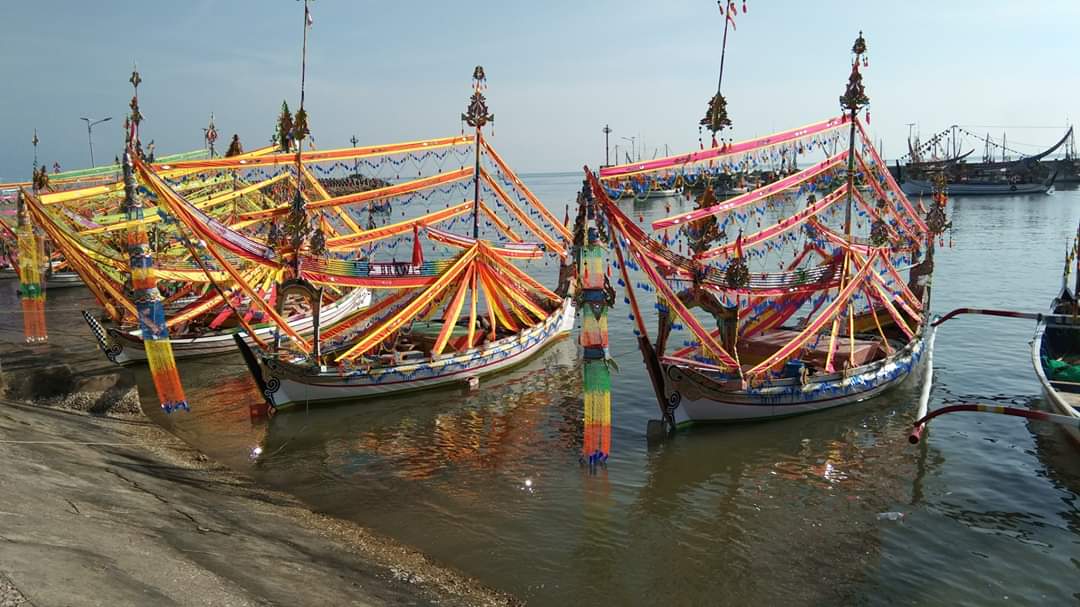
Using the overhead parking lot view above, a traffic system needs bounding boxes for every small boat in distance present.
[900,171,1057,196]
[896,126,1069,196]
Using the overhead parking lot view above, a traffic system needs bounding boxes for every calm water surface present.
[8,174,1079,605]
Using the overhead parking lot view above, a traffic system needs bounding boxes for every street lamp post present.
[79,116,112,167]
[350,134,359,174]
[602,124,612,167]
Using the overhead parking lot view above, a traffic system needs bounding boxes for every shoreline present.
[0,395,518,606]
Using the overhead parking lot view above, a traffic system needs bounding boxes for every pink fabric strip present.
[851,187,901,243]
[425,227,544,258]
[856,120,929,233]
[628,236,741,369]
[746,249,879,377]
[699,184,849,259]
[600,116,848,179]
[855,153,920,238]
[652,152,847,230]
[849,248,923,313]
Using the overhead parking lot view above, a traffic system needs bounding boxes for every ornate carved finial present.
[700,93,732,135]
[839,32,870,111]
[127,65,144,148]
[926,170,951,235]
[462,66,494,129]
[852,31,867,56]
[204,113,218,149]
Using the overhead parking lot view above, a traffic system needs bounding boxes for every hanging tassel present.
[126,153,188,413]
[15,192,46,343]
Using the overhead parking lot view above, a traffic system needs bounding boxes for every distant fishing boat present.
[900,172,1057,196]
[603,184,679,200]
[896,125,1069,196]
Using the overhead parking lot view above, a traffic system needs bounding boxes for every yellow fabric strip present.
[432,266,474,356]
[480,169,565,256]
[480,136,573,241]
[334,246,477,361]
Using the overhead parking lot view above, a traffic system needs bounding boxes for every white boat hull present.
[87,288,371,365]
[45,272,85,289]
[0,269,85,289]
[1031,305,1080,447]
[250,297,577,409]
[666,336,925,426]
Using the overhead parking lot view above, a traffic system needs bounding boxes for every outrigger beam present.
[933,307,1080,327]
[911,404,1080,444]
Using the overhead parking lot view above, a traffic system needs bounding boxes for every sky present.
[2,1,1078,179]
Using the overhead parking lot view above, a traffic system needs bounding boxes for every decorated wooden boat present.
[586,33,945,431]
[225,66,576,411]
[237,290,575,409]
[83,286,370,365]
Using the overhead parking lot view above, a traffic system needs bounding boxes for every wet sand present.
[0,347,517,606]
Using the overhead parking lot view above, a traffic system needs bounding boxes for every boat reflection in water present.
[256,338,582,482]
[605,386,928,605]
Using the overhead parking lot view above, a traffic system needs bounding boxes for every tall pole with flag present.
[17,130,47,343]
[702,2,745,146]
[285,0,315,275]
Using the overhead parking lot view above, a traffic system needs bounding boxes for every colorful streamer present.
[580,229,611,471]
[15,191,46,343]
[123,151,188,412]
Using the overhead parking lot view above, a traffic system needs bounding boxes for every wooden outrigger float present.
[587,32,947,432]
[230,67,576,410]
[917,226,1080,448]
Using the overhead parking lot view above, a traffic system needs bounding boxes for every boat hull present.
[88,288,371,365]
[665,336,924,425]
[252,298,577,409]
[1031,306,1080,448]
[900,179,1052,196]
[0,269,84,288]
[45,272,85,289]
[604,187,678,200]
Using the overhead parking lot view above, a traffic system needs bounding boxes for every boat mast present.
[287,0,314,274]
[716,1,733,97]
[462,66,493,240]
[840,32,868,241]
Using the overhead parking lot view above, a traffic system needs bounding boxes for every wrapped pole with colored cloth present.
[15,191,47,343]
[579,188,612,472]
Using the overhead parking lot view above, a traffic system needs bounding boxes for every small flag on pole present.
[725,0,738,30]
